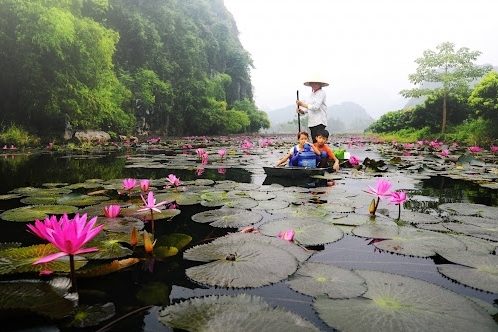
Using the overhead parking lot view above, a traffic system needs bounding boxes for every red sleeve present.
[324,145,335,159]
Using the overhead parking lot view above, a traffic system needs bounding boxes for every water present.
[0,144,497,332]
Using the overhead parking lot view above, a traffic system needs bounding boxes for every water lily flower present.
[440,149,450,157]
[196,148,205,158]
[122,178,137,198]
[103,204,121,218]
[278,229,295,242]
[28,213,103,292]
[490,145,498,154]
[140,179,150,192]
[166,174,180,192]
[218,168,226,174]
[218,149,226,160]
[349,155,360,166]
[468,146,482,153]
[389,191,407,220]
[195,167,205,176]
[201,153,209,164]
[130,225,138,248]
[143,230,156,254]
[138,191,168,233]
[365,179,393,215]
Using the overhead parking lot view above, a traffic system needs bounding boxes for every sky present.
[223,0,497,119]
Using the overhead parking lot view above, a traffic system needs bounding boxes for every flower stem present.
[397,204,401,220]
[69,254,78,293]
[150,210,155,233]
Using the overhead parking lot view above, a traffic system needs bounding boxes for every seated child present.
[275,131,321,166]
[314,129,340,171]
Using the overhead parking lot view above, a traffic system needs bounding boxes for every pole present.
[297,90,301,132]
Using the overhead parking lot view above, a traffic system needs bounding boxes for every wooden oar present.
[297,90,301,132]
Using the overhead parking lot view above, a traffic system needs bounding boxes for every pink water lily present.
[365,179,393,215]
[140,179,150,192]
[122,178,137,197]
[166,174,180,192]
[349,155,360,166]
[389,191,407,220]
[28,213,103,292]
[218,149,226,160]
[278,229,295,242]
[138,191,168,233]
[468,146,482,153]
[103,204,121,218]
[490,145,498,154]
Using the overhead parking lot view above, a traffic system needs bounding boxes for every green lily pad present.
[20,196,59,205]
[184,233,298,288]
[253,199,290,212]
[313,269,497,332]
[0,193,22,200]
[439,202,495,217]
[201,197,259,209]
[352,224,466,257]
[136,282,171,306]
[0,278,74,319]
[0,244,87,275]
[155,192,202,206]
[321,213,397,227]
[398,211,443,224]
[287,262,367,298]
[0,205,79,222]
[69,302,116,328]
[57,193,110,207]
[442,221,498,242]
[258,217,343,246]
[159,293,321,331]
[274,204,329,218]
[437,251,498,294]
[85,235,133,260]
[99,216,144,233]
[191,208,263,228]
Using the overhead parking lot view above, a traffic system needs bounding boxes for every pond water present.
[0,137,497,332]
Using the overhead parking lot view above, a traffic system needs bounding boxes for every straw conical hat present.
[304,73,329,87]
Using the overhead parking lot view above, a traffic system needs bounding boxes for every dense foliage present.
[0,0,269,139]
[367,42,497,145]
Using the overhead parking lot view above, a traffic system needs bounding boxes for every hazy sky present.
[223,0,497,119]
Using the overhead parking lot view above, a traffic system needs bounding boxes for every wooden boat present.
[263,166,330,179]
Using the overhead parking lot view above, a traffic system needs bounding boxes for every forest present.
[0,0,270,141]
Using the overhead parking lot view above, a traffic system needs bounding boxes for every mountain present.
[264,101,375,134]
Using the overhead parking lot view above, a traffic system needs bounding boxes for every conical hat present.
[304,73,329,87]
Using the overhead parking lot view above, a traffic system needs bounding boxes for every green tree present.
[400,42,492,133]
[468,71,498,123]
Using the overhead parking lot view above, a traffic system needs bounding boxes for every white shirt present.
[300,88,327,128]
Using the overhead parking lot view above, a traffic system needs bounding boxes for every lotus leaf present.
[0,205,79,222]
[184,234,298,288]
[437,251,498,293]
[313,270,497,332]
[57,193,110,206]
[70,302,116,328]
[397,211,443,224]
[191,208,263,228]
[159,293,321,331]
[352,224,466,257]
[287,262,367,298]
[258,217,343,246]
[76,258,140,277]
[0,244,87,275]
[439,202,493,217]
[0,278,74,319]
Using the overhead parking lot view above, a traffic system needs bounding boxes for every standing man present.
[296,75,328,143]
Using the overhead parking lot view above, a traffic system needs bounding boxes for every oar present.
[297,90,301,132]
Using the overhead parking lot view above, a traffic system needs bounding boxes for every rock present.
[74,130,111,142]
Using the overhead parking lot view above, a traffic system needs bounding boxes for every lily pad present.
[70,302,116,328]
[191,208,263,228]
[439,202,495,217]
[184,233,298,288]
[56,193,110,207]
[442,220,498,242]
[437,251,498,294]
[352,224,466,257]
[159,293,321,331]
[0,205,79,222]
[286,262,367,298]
[397,211,443,224]
[313,269,497,332]
[258,217,343,246]
[0,278,74,319]
[0,244,87,275]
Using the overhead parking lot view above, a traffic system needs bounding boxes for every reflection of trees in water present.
[405,176,498,214]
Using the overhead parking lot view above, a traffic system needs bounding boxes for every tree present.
[400,42,492,133]
[468,71,498,122]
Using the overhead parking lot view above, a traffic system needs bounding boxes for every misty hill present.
[264,101,375,134]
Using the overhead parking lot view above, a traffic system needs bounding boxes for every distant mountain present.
[264,101,375,134]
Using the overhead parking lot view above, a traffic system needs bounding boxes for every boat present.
[263,166,331,179]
